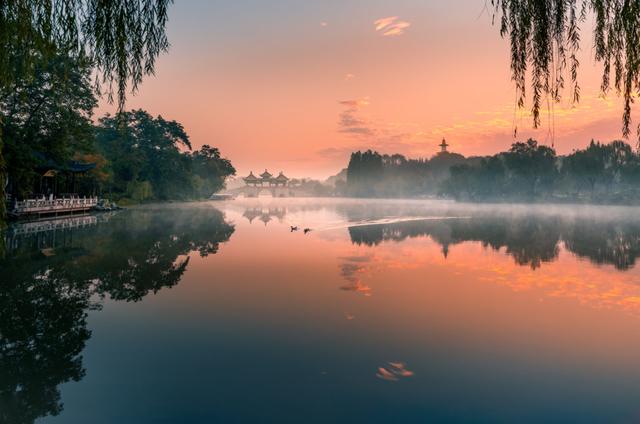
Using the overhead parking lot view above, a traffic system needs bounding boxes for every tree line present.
[2,53,235,204]
[345,140,640,204]
[344,149,467,197]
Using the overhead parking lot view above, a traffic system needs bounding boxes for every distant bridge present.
[228,169,309,197]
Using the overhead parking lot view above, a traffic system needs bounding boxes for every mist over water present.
[4,198,640,423]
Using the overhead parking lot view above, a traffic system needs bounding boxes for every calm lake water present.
[4,198,640,423]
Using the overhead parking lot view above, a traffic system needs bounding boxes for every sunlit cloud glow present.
[374,16,411,36]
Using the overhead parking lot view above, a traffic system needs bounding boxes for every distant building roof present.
[260,169,273,179]
[275,171,289,181]
[439,138,449,153]
[34,152,96,174]
[68,161,97,173]
[244,171,258,182]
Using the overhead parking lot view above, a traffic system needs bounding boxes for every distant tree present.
[563,141,609,195]
[504,139,557,196]
[190,144,236,197]
[441,156,506,200]
[347,150,384,197]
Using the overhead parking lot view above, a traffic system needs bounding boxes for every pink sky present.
[98,0,629,179]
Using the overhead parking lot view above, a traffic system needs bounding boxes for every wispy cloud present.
[330,90,624,160]
[344,73,355,81]
[334,98,433,156]
[339,98,369,108]
[338,98,375,136]
[374,16,411,36]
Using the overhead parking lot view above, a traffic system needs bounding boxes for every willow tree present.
[0,0,172,225]
[492,1,640,139]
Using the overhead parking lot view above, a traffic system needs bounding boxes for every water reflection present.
[338,254,373,296]
[6,199,640,423]
[0,205,234,423]
[376,362,415,381]
[242,207,286,226]
[348,212,640,271]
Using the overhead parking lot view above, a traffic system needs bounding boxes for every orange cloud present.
[374,16,411,36]
[339,98,370,109]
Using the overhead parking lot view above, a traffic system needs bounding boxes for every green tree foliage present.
[190,145,236,198]
[443,156,506,199]
[503,139,557,195]
[492,1,640,139]
[346,149,466,198]
[441,139,640,203]
[563,140,612,193]
[346,150,384,197]
[96,110,235,201]
[0,53,97,199]
[0,0,173,225]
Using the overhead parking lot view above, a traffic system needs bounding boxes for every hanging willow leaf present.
[492,0,640,141]
[0,0,172,111]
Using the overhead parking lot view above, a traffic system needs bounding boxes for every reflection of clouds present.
[339,254,374,296]
[479,254,640,315]
[376,362,414,381]
[370,235,640,316]
[340,281,372,296]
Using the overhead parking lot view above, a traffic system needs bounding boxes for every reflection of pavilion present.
[3,213,116,256]
[242,207,287,226]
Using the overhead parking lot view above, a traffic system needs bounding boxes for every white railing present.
[12,196,98,215]
[8,215,98,236]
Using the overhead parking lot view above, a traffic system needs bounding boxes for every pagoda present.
[439,138,449,153]
[243,171,259,186]
[259,169,273,182]
[274,171,289,187]
[243,169,290,187]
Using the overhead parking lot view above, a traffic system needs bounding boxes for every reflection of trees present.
[349,213,640,271]
[562,220,640,271]
[0,206,235,422]
[0,270,94,424]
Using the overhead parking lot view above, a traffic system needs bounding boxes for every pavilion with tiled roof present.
[243,169,290,187]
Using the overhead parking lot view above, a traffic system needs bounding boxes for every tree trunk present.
[0,134,6,229]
